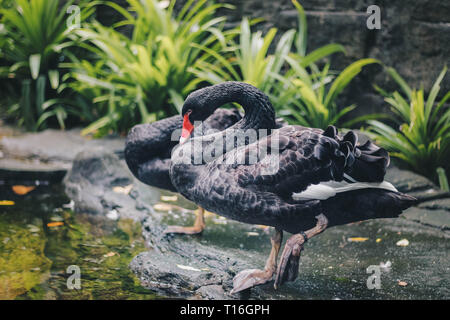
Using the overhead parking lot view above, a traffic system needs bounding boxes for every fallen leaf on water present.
[398,281,408,287]
[376,238,382,243]
[176,264,201,272]
[47,221,64,227]
[0,200,14,206]
[161,195,178,202]
[396,239,409,247]
[348,237,369,242]
[12,185,36,195]
[113,184,133,194]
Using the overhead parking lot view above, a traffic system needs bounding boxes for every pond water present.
[1,183,449,300]
[0,184,159,300]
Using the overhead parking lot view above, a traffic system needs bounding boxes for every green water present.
[0,184,159,300]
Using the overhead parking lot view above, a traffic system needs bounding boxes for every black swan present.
[169,81,417,293]
[125,107,242,234]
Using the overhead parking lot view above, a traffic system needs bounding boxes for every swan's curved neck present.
[198,82,276,131]
[170,82,276,196]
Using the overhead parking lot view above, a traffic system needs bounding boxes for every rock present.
[418,198,450,212]
[402,207,450,230]
[0,129,124,162]
[0,129,125,184]
[385,167,450,202]
[63,148,157,220]
[0,158,67,184]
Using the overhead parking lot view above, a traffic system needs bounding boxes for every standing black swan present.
[170,81,417,293]
[125,107,242,234]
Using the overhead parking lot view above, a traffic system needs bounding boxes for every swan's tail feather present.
[322,126,390,183]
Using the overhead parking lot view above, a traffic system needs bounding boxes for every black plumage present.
[169,82,416,292]
[125,107,242,192]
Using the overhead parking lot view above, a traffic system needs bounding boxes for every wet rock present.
[0,129,124,162]
[0,129,125,184]
[418,198,450,212]
[63,148,156,220]
[385,167,450,202]
[402,207,450,231]
[0,158,67,184]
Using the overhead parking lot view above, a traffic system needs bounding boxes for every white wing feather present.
[292,180,398,201]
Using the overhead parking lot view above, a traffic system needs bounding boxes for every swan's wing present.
[233,125,390,199]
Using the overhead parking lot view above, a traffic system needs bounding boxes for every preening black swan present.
[125,107,242,234]
[170,81,417,293]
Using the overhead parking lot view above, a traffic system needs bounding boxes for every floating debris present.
[176,264,201,272]
[246,232,259,236]
[396,239,409,247]
[12,185,36,195]
[376,238,382,243]
[113,185,133,195]
[160,195,178,202]
[398,281,408,287]
[348,237,369,242]
[47,222,64,228]
[0,200,14,206]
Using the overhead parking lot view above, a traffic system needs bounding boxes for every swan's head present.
[180,86,220,144]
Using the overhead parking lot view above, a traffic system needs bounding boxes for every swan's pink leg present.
[231,228,283,294]
[164,207,206,235]
[274,214,328,289]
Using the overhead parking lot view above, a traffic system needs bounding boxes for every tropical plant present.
[277,58,381,129]
[367,66,450,183]
[0,0,94,130]
[193,0,378,129]
[69,0,233,136]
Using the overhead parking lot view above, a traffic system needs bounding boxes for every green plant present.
[69,0,232,136]
[278,58,381,129]
[271,0,381,129]
[0,0,93,130]
[367,66,450,182]
[193,0,377,130]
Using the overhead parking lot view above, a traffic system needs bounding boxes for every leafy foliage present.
[367,66,450,182]
[69,0,232,136]
[0,0,94,130]
[193,0,378,129]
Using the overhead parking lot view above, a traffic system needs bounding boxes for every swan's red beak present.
[180,113,194,144]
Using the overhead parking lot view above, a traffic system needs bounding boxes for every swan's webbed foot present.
[163,207,206,235]
[274,214,328,289]
[231,228,283,294]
